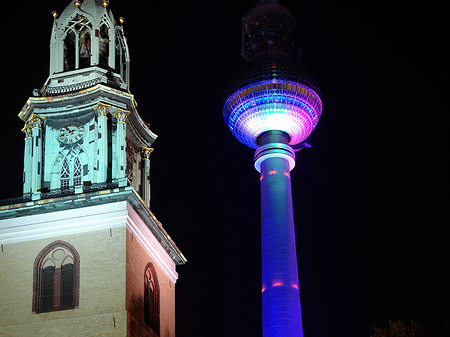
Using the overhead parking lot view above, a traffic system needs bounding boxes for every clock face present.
[58,122,85,144]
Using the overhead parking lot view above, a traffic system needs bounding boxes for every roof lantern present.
[43,0,130,96]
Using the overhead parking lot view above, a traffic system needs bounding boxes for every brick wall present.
[126,229,176,337]
[0,227,127,336]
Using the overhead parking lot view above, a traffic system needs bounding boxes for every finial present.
[119,17,125,24]
[102,0,109,7]
[74,0,81,7]
[52,11,59,18]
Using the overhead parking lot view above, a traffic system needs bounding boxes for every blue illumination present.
[260,154,303,337]
[223,79,323,149]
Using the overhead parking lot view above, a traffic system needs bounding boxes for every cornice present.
[18,84,157,145]
[0,186,185,267]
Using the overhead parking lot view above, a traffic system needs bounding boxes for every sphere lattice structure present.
[223,1,323,149]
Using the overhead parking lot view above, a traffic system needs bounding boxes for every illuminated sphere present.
[223,1,323,149]
[223,56,322,149]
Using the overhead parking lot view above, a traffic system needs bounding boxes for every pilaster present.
[113,108,130,187]
[28,114,45,200]
[141,147,154,206]
[22,124,33,196]
[94,102,111,184]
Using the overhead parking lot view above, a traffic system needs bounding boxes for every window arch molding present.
[61,14,94,71]
[32,240,80,313]
[144,262,160,335]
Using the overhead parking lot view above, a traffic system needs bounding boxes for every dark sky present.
[2,1,449,336]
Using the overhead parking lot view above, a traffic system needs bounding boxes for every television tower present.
[223,1,323,336]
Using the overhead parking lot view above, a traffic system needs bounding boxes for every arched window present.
[99,24,109,67]
[60,151,82,189]
[33,241,80,313]
[79,28,91,68]
[115,30,129,82]
[144,262,160,335]
[64,30,76,71]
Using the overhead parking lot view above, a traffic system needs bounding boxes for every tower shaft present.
[224,1,323,333]
[257,131,303,336]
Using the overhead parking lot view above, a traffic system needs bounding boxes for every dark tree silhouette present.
[370,320,427,337]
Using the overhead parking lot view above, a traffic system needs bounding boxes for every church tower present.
[0,1,186,336]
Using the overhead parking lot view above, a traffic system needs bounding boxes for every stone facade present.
[0,193,184,336]
[127,228,176,337]
[0,227,127,336]
[0,2,185,336]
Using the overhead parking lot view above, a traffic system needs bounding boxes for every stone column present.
[22,124,32,196]
[113,108,130,187]
[28,114,45,200]
[94,102,111,183]
[141,147,154,206]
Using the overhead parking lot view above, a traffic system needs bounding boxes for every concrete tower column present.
[22,124,32,196]
[141,147,154,206]
[255,131,303,337]
[113,108,130,187]
[94,102,111,183]
[28,114,45,200]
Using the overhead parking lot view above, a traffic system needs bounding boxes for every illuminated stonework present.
[0,1,185,336]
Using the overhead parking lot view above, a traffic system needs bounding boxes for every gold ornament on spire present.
[102,0,109,7]
[74,0,81,7]
[119,17,125,24]
[52,11,59,18]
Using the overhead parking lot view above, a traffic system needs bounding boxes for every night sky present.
[2,1,449,336]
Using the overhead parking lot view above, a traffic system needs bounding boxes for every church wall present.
[2,0,184,336]
[0,227,127,336]
[126,229,176,337]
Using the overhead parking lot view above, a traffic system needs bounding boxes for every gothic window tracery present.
[73,157,82,186]
[60,150,83,189]
[33,241,80,313]
[60,158,70,189]
[63,15,92,71]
